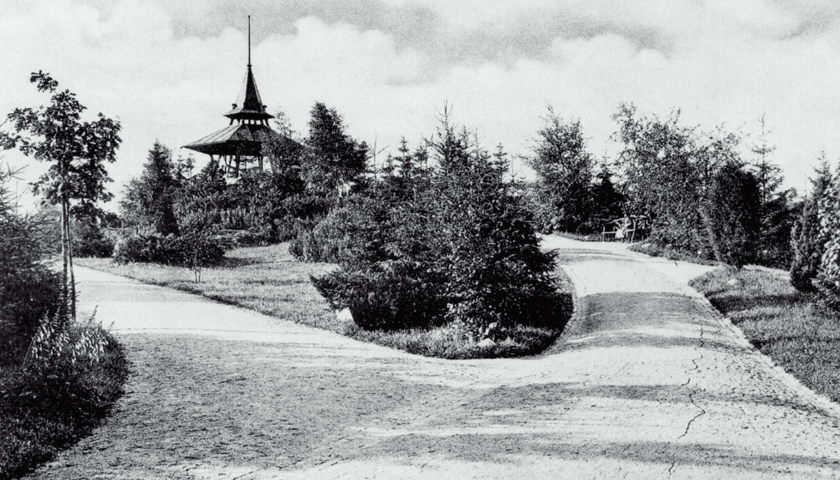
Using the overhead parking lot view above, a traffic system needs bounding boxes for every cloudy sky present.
[3,0,840,210]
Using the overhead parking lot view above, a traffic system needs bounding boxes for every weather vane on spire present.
[247,15,251,67]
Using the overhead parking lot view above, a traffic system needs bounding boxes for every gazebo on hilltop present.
[184,17,297,177]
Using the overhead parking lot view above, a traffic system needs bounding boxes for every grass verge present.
[630,242,718,266]
[690,266,840,403]
[76,243,573,359]
[0,325,129,480]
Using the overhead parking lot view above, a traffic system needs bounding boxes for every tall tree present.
[120,141,180,236]
[703,161,761,268]
[528,108,594,232]
[591,160,624,219]
[0,71,121,320]
[749,115,796,267]
[302,102,368,196]
[790,154,832,292]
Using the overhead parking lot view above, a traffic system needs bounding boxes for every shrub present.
[289,196,388,263]
[312,262,446,331]
[72,221,115,258]
[312,121,563,339]
[1,319,128,479]
[0,212,63,366]
[702,162,761,268]
[112,233,225,267]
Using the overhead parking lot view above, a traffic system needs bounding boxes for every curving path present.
[26,236,840,479]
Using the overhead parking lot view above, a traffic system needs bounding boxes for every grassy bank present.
[76,243,573,359]
[690,266,840,403]
[0,326,128,480]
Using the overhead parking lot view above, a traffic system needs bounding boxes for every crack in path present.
[670,320,709,477]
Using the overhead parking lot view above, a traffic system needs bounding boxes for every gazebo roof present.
[183,123,283,157]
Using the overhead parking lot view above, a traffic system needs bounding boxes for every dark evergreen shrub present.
[702,162,761,268]
[0,214,62,366]
[815,167,840,309]
[312,122,563,338]
[790,199,822,292]
[72,221,115,258]
[113,233,225,267]
[312,262,446,331]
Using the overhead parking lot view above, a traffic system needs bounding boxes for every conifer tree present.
[703,161,761,268]
[790,154,831,292]
[750,115,795,267]
[120,141,180,236]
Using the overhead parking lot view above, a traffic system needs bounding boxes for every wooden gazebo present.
[183,17,294,177]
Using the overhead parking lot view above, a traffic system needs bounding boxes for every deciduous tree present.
[0,71,121,320]
[528,108,594,232]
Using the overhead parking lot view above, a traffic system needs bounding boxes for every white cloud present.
[3,0,840,213]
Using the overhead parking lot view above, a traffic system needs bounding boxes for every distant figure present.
[615,216,631,242]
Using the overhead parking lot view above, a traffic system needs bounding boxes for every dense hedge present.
[113,233,225,267]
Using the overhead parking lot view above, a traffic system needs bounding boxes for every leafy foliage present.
[1,321,127,479]
[527,111,594,232]
[612,104,737,254]
[72,220,115,258]
[702,162,761,268]
[590,161,624,220]
[112,233,225,269]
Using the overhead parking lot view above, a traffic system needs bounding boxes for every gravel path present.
[25,236,840,479]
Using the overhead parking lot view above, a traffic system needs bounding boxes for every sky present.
[3,0,840,211]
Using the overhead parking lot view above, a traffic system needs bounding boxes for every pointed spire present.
[224,16,273,121]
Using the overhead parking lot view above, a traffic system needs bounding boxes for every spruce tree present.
[750,115,795,268]
[790,155,831,292]
[120,141,180,235]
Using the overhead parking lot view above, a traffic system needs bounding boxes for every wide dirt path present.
[27,236,840,479]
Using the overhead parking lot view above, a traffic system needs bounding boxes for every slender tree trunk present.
[65,198,76,322]
[60,194,69,320]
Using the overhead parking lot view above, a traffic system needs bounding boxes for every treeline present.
[529,105,796,269]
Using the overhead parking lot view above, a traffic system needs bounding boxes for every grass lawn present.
[690,266,840,403]
[76,243,573,359]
